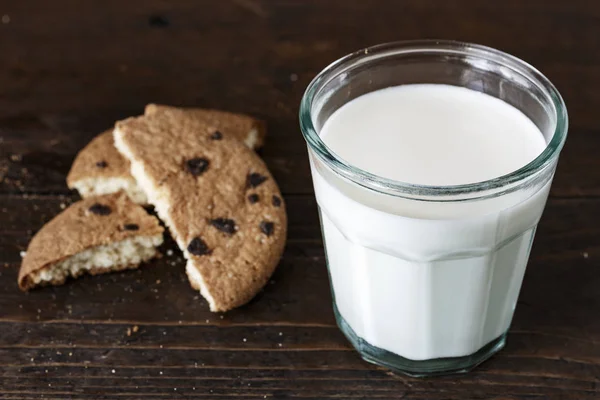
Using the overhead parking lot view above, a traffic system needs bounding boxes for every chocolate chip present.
[248,194,259,204]
[185,157,209,177]
[96,160,108,168]
[187,237,211,256]
[260,221,274,236]
[210,130,223,140]
[123,224,139,231]
[210,218,237,235]
[247,172,268,189]
[272,195,282,207]
[88,203,111,216]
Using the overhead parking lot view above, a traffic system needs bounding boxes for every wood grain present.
[0,0,599,398]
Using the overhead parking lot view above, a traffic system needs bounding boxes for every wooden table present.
[0,1,598,398]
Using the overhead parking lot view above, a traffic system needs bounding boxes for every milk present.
[321,84,546,186]
[311,84,551,361]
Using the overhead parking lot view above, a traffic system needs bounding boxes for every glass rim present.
[299,40,569,198]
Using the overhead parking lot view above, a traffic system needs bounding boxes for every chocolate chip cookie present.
[67,105,265,203]
[114,107,286,312]
[18,192,164,290]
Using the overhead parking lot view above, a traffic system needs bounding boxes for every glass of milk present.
[299,41,568,376]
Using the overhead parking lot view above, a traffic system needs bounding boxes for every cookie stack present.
[20,105,287,312]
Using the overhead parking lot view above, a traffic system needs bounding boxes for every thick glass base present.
[333,305,507,377]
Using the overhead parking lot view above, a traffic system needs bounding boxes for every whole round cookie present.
[19,192,164,290]
[114,108,287,312]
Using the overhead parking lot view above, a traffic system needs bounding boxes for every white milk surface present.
[312,84,550,360]
[321,84,546,185]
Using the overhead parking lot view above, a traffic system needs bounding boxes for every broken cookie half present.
[114,107,286,312]
[67,105,266,204]
[67,130,147,204]
[18,192,164,290]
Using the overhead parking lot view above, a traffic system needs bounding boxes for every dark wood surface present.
[0,1,598,398]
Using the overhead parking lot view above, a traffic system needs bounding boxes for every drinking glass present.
[299,40,568,376]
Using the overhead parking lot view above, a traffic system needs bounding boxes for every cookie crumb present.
[60,203,66,209]
[19,251,26,258]
[583,252,589,259]
[132,325,139,333]
[166,249,173,256]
